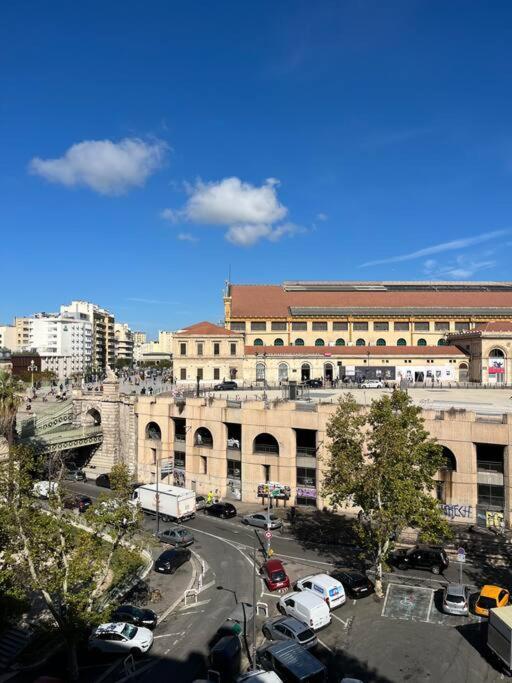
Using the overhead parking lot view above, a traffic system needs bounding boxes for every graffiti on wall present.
[486,510,504,528]
[440,503,472,519]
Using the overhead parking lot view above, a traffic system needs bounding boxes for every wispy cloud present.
[177,232,198,243]
[423,255,496,280]
[126,297,177,305]
[360,229,509,267]
[316,212,328,221]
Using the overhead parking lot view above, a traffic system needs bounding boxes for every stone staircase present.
[0,626,33,671]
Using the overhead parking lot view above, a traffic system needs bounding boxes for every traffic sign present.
[265,530,272,539]
[457,547,466,563]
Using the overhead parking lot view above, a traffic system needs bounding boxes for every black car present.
[63,494,92,513]
[206,502,237,519]
[213,381,238,391]
[305,379,323,388]
[390,545,449,575]
[63,464,87,482]
[333,570,374,598]
[95,473,111,488]
[112,604,158,630]
[154,548,191,574]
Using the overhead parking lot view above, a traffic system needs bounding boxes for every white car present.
[360,380,383,389]
[89,622,153,655]
[295,573,346,609]
[242,512,283,530]
[227,437,240,449]
[32,481,59,499]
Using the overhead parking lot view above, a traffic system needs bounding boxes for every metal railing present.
[477,461,504,473]
[175,434,186,442]
[296,446,316,457]
[254,444,279,454]
[194,438,213,448]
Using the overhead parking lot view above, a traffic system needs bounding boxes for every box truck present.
[488,605,512,674]
[132,484,196,523]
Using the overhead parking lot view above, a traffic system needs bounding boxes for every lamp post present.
[27,360,37,391]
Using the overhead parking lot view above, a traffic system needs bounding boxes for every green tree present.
[0,371,24,445]
[114,358,132,370]
[0,449,142,680]
[323,390,451,597]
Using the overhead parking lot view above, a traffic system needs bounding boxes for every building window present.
[417,338,427,346]
[414,322,430,331]
[174,451,185,468]
[295,338,304,346]
[227,460,241,479]
[271,321,287,331]
[397,338,407,346]
[254,338,264,346]
[278,363,288,382]
[333,321,348,331]
[376,338,386,346]
[374,322,389,331]
[200,456,207,474]
[292,322,307,331]
[355,338,366,346]
[335,338,345,346]
[394,321,410,331]
[297,467,316,487]
[214,368,220,380]
[454,322,471,332]
[197,368,203,380]
[214,343,220,355]
[256,363,265,381]
[437,339,447,346]
[312,321,328,331]
[274,338,284,346]
[353,322,368,331]
[314,338,325,346]
[435,322,450,331]
[151,448,157,465]
[251,321,267,331]
[230,343,237,356]
[180,343,187,356]
[262,464,271,483]
[230,322,246,331]
[197,343,203,356]
[180,368,186,380]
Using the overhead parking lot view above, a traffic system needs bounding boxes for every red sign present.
[489,366,505,374]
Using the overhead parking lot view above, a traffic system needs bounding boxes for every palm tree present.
[0,371,24,446]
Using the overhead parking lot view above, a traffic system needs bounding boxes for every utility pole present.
[252,537,257,670]
[155,451,160,536]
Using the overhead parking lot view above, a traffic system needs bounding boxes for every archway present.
[253,433,279,455]
[301,363,311,381]
[324,363,334,382]
[436,446,457,503]
[85,408,101,426]
[145,421,161,440]
[489,348,506,383]
[458,362,469,382]
[194,426,213,447]
[278,363,288,383]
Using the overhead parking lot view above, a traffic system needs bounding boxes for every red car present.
[261,558,290,592]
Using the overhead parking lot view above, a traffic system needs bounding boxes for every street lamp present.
[27,360,37,391]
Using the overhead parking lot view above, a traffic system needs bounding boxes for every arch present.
[417,338,427,346]
[295,338,304,346]
[397,338,407,346]
[458,362,469,382]
[355,338,366,346]
[194,426,213,447]
[489,348,506,358]
[335,338,345,346]
[324,362,334,382]
[376,338,386,346]
[301,363,311,381]
[274,338,284,346]
[253,432,279,455]
[254,338,263,346]
[437,339,447,346]
[488,347,506,382]
[278,362,289,382]
[256,362,266,381]
[314,338,325,346]
[145,421,161,440]
[441,446,457,472]
[85,408,101,426]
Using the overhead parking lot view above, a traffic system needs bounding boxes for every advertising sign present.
[296,486,317,499]
[257,482,291,499]
[489,359,505,374]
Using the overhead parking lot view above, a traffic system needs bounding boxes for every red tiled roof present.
[473,322,512,332]
[244,345,467,357]
[175,321,238,336]
[229,284,512,318]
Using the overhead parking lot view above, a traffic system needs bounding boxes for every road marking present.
[180,599,211,610]
[381,583,391,617]
[426,587,435,623]
[331,613,350,628]
[154,631,186,639]
[317,638,334,653]
[198,579,216,594]
[352,599,356,605]
[262,592,280,599]
[157,555,198,622]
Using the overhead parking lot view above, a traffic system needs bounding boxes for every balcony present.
[254,443,279,455]
[175,434,186,442]
[195,437,213,448]
[296,446,316,458]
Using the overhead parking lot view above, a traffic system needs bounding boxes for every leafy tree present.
[323,390,451,597]
[114,357,132,370]
[0,371,24,446]
[0,449,142,680]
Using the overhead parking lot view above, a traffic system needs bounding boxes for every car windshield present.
[297,627,315,642]
[477,596,497,609]
[271,570,286,582]
[269,515,278,521]
[121,623,137,639]
[175,529,187,537]
[446,593,465,604]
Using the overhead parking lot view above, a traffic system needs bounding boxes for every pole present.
[252,541,257,670]
[155,452,160,535]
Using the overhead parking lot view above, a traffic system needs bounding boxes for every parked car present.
[157,527,194,547]
[262,615,317,649]
[111,604,158,630]
[89,622,153,655]
[256,640,327,681]
[62,464,87,482]
[63,494,93,513]
[237,671,283,683]
[154,548,191,574]
[32,481,59,499]
[214,381,238,391]
[242,513,283,530]
[195,495,206,510]
[206,502,237,519]
[277,591,331,631]
[442,583,470,616]
[227,437,241,449]
[333,570,374,599]
[305,379,323,388]
[209,635,242,681]
[295,573,345,609]
[261,559,290,592]
[95,473,111,488]
[217,603,255,639]
[360,380,384,389]
[475,585,510,617]
[390,545,449,575]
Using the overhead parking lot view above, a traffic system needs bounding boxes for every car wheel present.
[431,565,441,575]
[161,515,170,523]
[277,603,284,614]
[398,562,407,570]
[241,519,248,525]
[130,647,142,657]
[262,627,271,640]
[221,513,226,519]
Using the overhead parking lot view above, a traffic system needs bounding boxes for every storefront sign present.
[489,360,505,374]
[296,486,317,499]
[257,482,291,499]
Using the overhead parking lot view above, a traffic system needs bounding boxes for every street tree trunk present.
[67,636,79,682]
[375,559,384,598]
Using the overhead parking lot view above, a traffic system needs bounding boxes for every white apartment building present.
[0,324,17,351]
[60,300,115,370]
[114,323,134,363]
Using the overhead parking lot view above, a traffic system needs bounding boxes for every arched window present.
[145,421,162,440]
[324,363,334,381]
[437,339,446,346]
[278,363,288,382]
[490,348,505,358]
[295,338,304,346]
[355,338,365,346]
[301,363,311,381]
[274,338,284,346]
[315,339,325,346]
[459,362,469,382]
[417,338,427,346]
[194,427,213,448]
[254,338,263,346]
[256,362,266,381]
[335,338,345,346]
[85,408,101,426]
[441,446,457,472]
[253,433,279,455]
[397,338,406,346]
[376,338,386,346]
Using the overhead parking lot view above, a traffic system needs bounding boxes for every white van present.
[295,573,346,609]
[277,591,331,631]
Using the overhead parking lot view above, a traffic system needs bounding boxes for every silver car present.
[242,512,283,530]
[157,527,194,547]
[262,615,317,649]
[442,583,470,616]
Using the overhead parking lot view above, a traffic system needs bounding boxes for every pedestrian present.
[206,490,214,506]
[289,506,296,525]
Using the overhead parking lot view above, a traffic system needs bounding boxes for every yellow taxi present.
[475,584,510,617]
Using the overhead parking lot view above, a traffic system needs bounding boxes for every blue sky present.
[2,0,512,338]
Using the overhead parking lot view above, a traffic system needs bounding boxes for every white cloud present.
[162,176,302,246]
[316,212,328,221]
[29,137,167,195]
[360,229,509,267]
[423,255,496,280]
[177,232,198,243]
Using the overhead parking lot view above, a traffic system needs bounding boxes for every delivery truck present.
[132,483,196,523]
[488,605,512,674]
